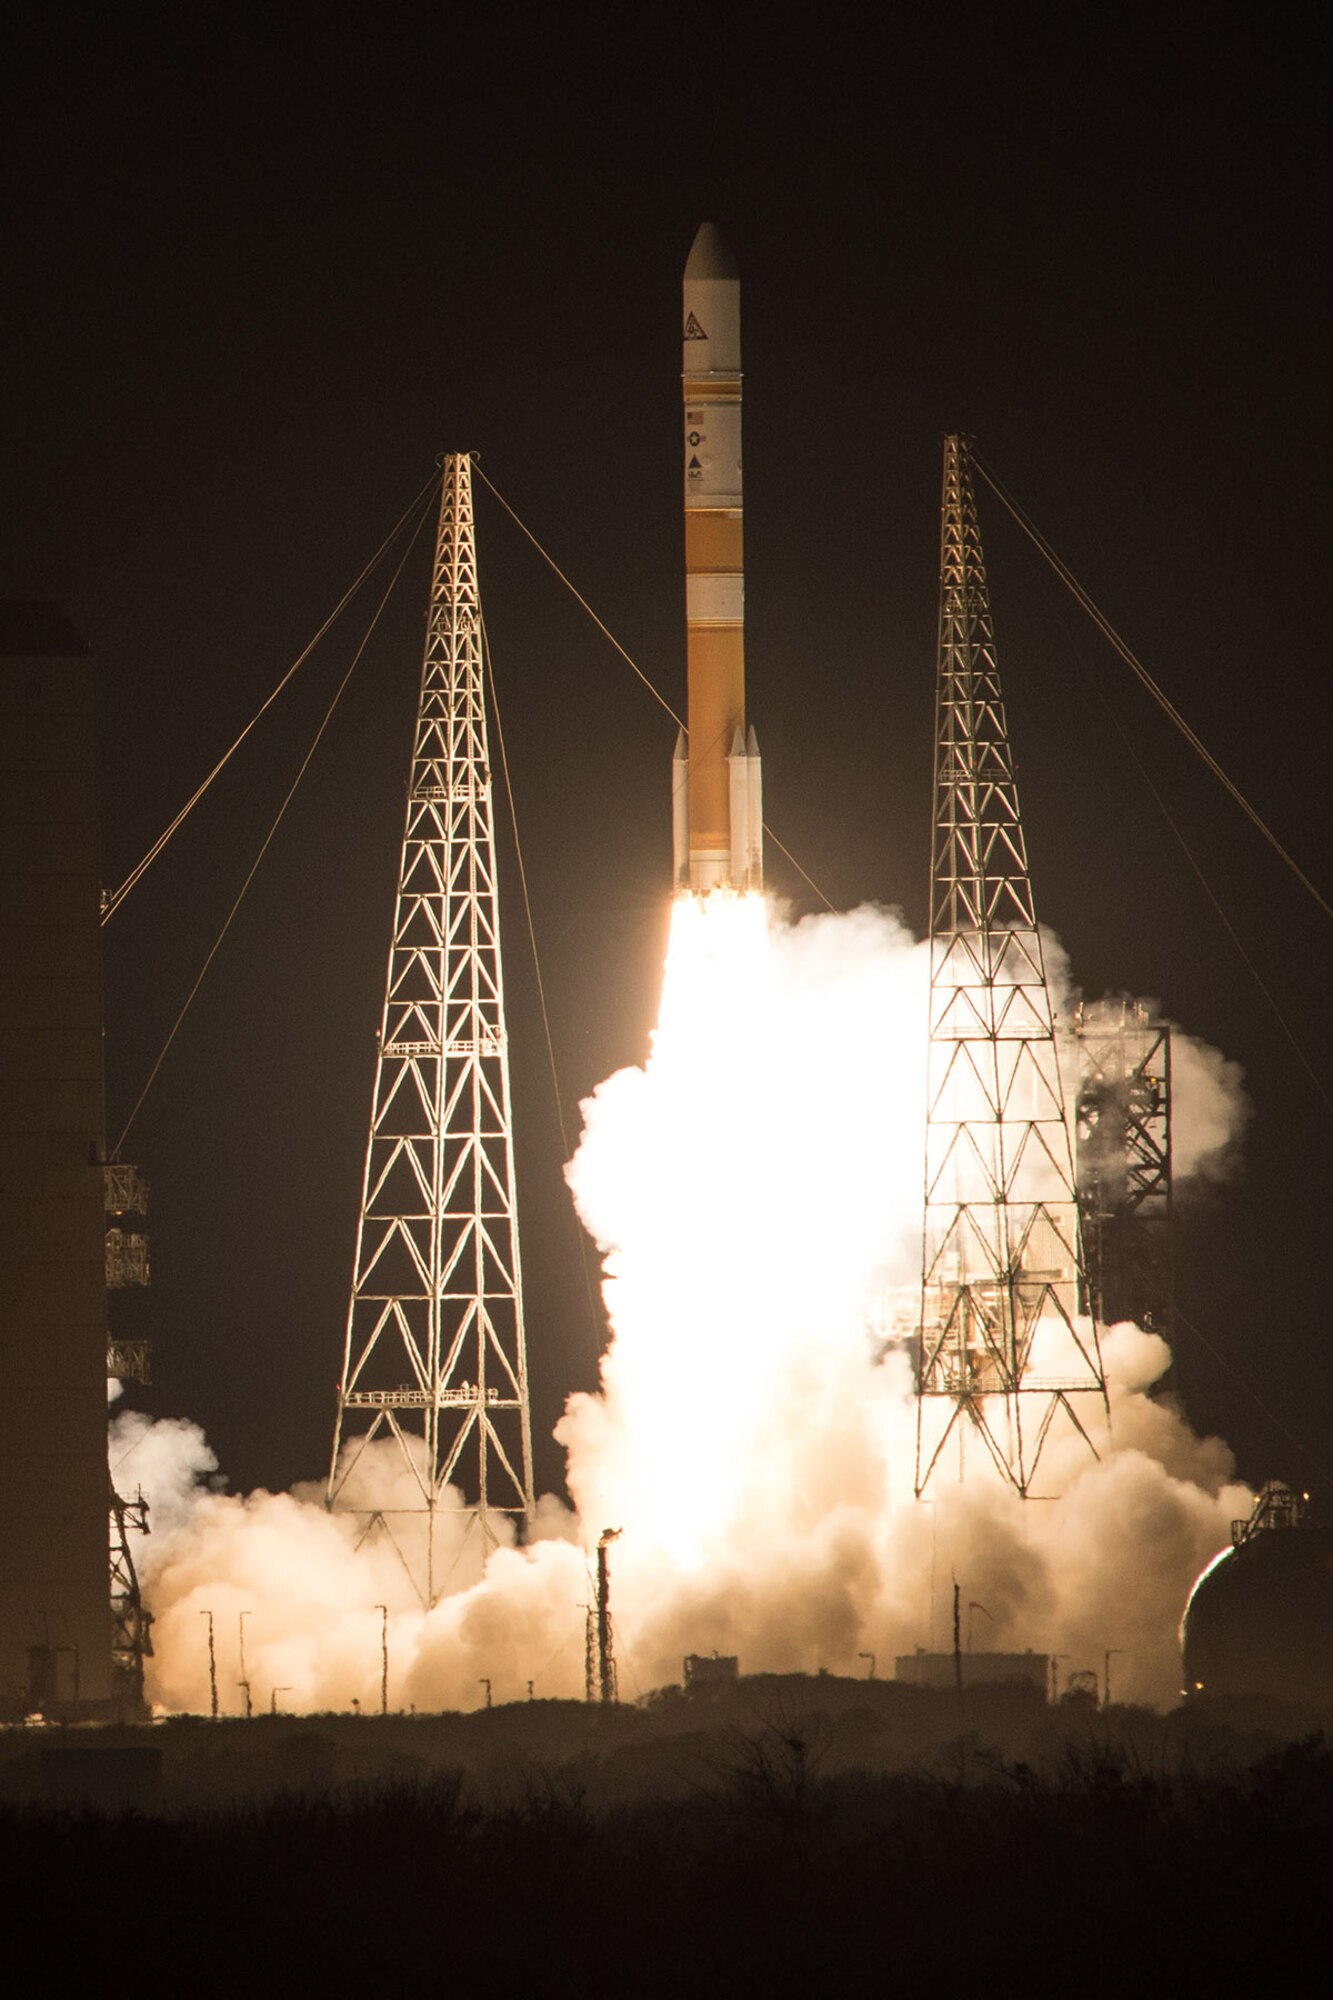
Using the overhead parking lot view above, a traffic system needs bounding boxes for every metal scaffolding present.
[328,454,535,1599]
[915,436,1107,1495]
[106,1171,153,1711]
[105,1162,150,1289]
[1073,998,1174,1340]
[109,1484,153,1707]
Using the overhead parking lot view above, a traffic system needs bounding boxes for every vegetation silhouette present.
[1,1724,1328,1980]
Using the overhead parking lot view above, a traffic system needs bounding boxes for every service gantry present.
[328,454,535,1600]
[915,436,1108,1495]
[1073,997,1174,1343]
[106,1161,154,1709]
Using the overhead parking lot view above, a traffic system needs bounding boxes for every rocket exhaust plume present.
[675,222,762,893]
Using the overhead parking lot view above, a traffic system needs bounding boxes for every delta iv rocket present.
[672,222,763,894]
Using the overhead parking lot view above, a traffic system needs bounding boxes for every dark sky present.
[4,16,1329,1499]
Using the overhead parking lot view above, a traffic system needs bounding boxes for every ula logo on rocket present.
[684,311,708,340]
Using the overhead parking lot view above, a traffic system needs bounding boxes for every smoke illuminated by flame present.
[124,892,1251,1714]
[559,890,922,1567]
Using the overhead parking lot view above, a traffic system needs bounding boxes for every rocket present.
[672,221,763,894]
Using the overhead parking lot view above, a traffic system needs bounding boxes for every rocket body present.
[677,222,762,893]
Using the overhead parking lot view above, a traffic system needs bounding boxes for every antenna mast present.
[915,436,1107,1495]
[329,453,535,1596]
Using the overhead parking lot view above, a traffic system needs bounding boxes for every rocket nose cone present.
[685,222,738,281]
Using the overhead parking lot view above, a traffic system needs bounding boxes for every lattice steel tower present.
[915,437,1107,1496]
[329,454,534,1595]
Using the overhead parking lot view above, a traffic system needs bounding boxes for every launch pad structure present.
[1074,999,1174,1343]
[915,438,1109,1496]
[0,613,114,1709]
[328,455,535,1601]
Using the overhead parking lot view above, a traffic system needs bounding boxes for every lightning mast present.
[328,454,535,1596]
[915,437,1107,1495]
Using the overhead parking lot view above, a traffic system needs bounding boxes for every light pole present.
[1104,1648,1126,1708]
[858,1652,876,1680]
[375,1605,388,1716]
[479,1678,492,1709]
[238,1611,252,1718]
[270,1686,291,1716]
[200,1610,218,1719]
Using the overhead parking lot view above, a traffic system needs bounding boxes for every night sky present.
[5,17,1329,1502]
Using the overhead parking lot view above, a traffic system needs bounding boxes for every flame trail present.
[125,894,1250,1713]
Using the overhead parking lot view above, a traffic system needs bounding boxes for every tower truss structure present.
[107,1330,153,1710]
[1073,999,1174,1341]
[329,454,535,1596]
[915,437,1107,1496]
[109,1484,153,1708]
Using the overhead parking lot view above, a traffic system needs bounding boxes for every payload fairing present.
[672,222,763,894]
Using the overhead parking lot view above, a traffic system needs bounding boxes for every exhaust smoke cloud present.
[121,896,1251,1714]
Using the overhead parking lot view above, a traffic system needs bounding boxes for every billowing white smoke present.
[1165,1030,1249,1187]
[112,1411,588,1715]
[1069,989,1248,1189]
[123,897,1250,1715]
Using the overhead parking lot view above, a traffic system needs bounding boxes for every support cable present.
[977,461,1333,1452]
[763,829,836,913]
[472,460,834,911]
[1078,647,1332,1113]
[471,461,683,728]
[979,462,1330,1108]
[481,609,608,1369]
[972,452,1333,923]
[113,494,435,1153]
[102,468,440,924]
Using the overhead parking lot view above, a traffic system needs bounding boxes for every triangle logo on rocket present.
[683,312,708,340]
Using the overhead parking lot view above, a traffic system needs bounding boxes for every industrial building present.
[0,605,112,1711]
[894,1650,1051,1695]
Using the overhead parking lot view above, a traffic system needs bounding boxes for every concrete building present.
[895,1649,1051,1694]
[0,604,111,1708]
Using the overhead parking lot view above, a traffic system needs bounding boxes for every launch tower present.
[328,455,535,1596]
[915,439,1107,1495]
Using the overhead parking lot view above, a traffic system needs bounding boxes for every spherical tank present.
[1181,1484,1333,1707]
